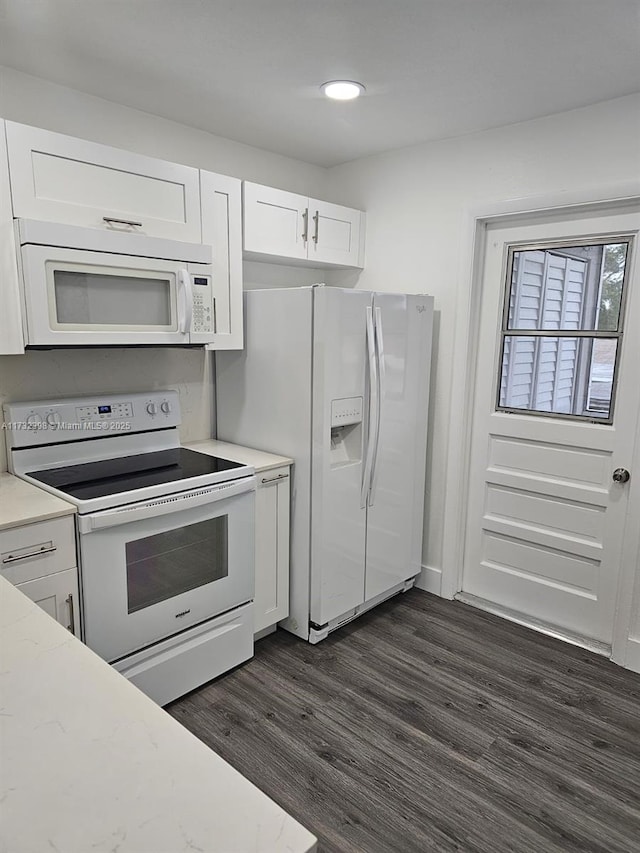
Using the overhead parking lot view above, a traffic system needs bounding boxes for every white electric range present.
[4,391,256,706]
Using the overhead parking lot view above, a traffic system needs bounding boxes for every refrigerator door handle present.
[369,306,386,506]
[361,306,379,509]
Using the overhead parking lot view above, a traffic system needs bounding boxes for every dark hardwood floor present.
[168,591,640,853]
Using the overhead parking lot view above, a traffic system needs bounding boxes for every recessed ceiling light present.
[321,80,365,101]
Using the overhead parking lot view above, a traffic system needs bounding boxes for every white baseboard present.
[624,638,640,674]
[415,564,442,596]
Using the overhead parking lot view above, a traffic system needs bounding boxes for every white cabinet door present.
[254,467,290,635]
[308,199,364,267]
[201,170,243,350]
[243,182,308,260]
[15,567,80,637]
[243,182,365,268]
[0,120,24,354]
[6,122,202,242]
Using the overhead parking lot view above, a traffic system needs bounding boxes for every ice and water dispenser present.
[330,396,364,467]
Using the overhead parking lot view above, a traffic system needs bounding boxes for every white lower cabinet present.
[254,466,290,636]
[0,515,80,637]
[15,569,79,634]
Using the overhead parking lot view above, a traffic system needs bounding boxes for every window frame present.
[495,235,634,425]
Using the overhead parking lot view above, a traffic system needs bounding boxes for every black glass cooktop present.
[28,448,245,500]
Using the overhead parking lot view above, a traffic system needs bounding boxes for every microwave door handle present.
[177,269,194,334]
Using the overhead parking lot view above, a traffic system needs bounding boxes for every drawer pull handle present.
[66,593,75,635]
[103,217,143,228]
[261,473,288,484]
[2,545,57,564]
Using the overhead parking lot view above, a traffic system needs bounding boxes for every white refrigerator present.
[216,285,433,642]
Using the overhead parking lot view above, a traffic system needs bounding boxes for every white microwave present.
[16,220,217,347]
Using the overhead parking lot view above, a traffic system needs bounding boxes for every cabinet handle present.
[312,210,319,244]
[261,473,289,484]
[66,593,75,635]
[302,208,309,243]
[103,217,143,228]
[2,545,57,564]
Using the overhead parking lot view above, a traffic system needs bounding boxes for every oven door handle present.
[78,476,256,534]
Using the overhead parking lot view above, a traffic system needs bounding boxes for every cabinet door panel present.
[254,468,290,634]
[308,199,363,267]
[243,182,308,260]
[16,568,80,637]
[201,171,243,349]
[6,122,201,242]
[0,120,24,353]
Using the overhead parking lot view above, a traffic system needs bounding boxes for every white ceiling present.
[1,0,639,167]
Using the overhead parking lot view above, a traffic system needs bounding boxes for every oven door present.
[77,477,255,663]
[20,244,210,346]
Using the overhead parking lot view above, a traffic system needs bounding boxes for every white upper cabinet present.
[243,182,365,268]
[0,120,24,354]
[5,122,202,242]
[200,170,244,350]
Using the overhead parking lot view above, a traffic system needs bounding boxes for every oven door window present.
[51,266,174,329]
[125,516,228,614]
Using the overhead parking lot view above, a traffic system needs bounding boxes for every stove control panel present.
[3,391,181,448]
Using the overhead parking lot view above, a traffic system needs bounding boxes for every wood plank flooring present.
[168,591,640,852]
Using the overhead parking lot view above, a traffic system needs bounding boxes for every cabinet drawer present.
[6,122,202,243]
[0,516,76,584]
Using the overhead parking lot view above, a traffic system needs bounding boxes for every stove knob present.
[160,401,171,414]
[146,402,158,415]
[46,412,62,427]
[26,413,42,429]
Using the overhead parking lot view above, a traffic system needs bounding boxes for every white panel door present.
[365,293,433,601]
[242,182,308,259]
[308,199,363,267]
[6,122,202,242]
[310,287,371,626]
[462,206,640,645]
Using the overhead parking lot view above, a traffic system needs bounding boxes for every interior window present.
[497,241,630,422]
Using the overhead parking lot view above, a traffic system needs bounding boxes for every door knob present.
[612,468,630,484]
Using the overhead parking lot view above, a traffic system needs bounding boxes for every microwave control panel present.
[191,275,215,334]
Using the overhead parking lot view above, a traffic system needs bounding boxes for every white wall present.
[0,66,327,194]
[326,94,640,592]
[0,67,329,471]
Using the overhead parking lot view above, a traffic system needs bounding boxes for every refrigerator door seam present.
[361,305,378,509]
[369,305,386,506]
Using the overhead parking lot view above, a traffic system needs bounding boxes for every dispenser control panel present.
[331,397,363,427]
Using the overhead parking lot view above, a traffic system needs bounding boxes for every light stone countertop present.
[0,576,317,853]
[0,471,76,531]
[186,440,293,473]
